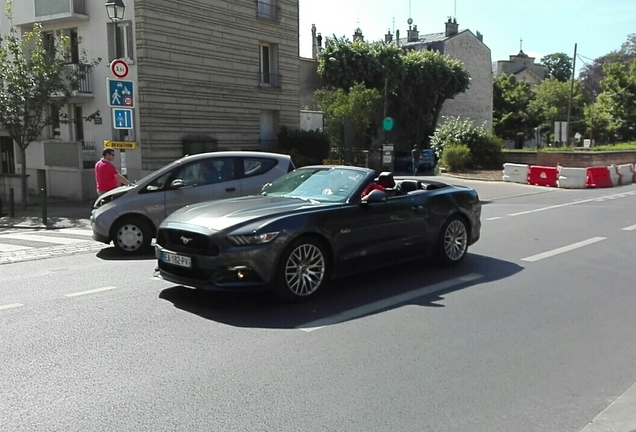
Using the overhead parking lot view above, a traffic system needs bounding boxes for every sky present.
[299,0,636,74]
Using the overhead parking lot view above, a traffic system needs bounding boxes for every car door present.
[330,194,420,275]
[163,157,242,219]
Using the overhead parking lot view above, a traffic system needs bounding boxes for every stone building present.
[493,49,547,86]
[0,0,300,201]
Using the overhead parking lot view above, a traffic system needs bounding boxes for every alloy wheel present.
[284,243,326,296]
[444,219,468,261]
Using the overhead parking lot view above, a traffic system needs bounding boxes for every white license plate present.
[162,251,192,268]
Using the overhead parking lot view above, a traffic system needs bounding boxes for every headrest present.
[375,171,395,188]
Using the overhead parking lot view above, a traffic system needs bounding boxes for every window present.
[257,0,277,20]
[49,105,61,139]
[259,110,279,149]
[74,105,84,141]
[172,158,235,187]
[107,21,134,61]
[243,157,278,179]
[259,43,279,87]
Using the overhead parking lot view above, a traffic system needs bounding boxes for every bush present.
[442,144,471,172]
[276,126,331,166]
[430,116,503,169]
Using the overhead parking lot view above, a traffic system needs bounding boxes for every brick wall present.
[134,0,300,170]
[504,151,636,167]
[440,31,493,129]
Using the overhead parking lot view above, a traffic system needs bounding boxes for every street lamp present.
[105,0,126,59]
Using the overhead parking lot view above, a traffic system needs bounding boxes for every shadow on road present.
[96,247,155,261]
[158,254,524,330]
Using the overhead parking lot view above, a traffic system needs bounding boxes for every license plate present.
[161,251,192,268]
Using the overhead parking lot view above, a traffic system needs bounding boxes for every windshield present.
[262,167,367,203]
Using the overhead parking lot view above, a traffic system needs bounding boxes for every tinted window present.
[173,157,235,187]
[243,157,278,178]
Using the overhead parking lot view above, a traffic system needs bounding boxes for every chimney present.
[396,29,400,47]
[445,17,458,37]
[476,31,483,43]
[407,25,419,42]
[311,24,318,59]
[353,28,364,42]
[385,29,393,43]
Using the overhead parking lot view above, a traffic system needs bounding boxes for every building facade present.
[494,50,547,86]
[0,0,300,200]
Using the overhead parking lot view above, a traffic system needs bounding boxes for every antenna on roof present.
[454,0,457,18]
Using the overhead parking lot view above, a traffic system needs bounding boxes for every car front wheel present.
[274,237,330,301]
[436,215,469,266]
[112,217,153,254]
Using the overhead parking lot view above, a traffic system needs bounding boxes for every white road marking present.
[509,191,635,217]
[297,273,484,332]
[55,228,93,236]
[622,224,636,231]
[0,303,24,310]
[0,243,32,253]
[579,381,636,431]
[486,217,502,221]
[521,237,606,263]
[0,233,90,245]
[64,286,117,297]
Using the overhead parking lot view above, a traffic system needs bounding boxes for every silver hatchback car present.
[91,151,294,254]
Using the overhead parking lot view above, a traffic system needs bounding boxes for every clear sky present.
[299,0,636,74]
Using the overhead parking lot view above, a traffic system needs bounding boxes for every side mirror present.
[170,178,185,189]
[361,189,387,204]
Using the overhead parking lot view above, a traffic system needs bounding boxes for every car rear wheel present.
[112,217,153,254]
[436,215,469,266]
[274,237,330,301]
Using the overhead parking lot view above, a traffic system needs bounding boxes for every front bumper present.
[155,243,278,292]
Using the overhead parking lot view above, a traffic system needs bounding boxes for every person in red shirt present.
[95,148,130,195]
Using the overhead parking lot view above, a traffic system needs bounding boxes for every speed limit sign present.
[110,59,129,79]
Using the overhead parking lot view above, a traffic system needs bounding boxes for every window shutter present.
[107,23,115,62]
[126,24,134,60]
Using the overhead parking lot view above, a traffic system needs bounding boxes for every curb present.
[441,172,502,182]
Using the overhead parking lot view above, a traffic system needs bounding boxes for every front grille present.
[157,229,219,255]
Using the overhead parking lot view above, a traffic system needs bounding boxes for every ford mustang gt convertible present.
[154,166,482,301]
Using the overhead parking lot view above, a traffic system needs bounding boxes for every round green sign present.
[383,116,394,131]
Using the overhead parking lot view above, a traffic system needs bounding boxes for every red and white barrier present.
[616,164,634,185]
[586,166,614,188]
[608,165,621,186]
[502,163,529,184]
[557,166,587,189]
[528,165,558,187]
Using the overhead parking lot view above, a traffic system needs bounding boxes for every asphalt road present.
[1,178,636,432]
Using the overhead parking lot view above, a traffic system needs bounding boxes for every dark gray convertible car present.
[154,166,481,301]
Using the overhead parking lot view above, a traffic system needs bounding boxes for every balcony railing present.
[71,64,92,94]
[257,1,278,20]
[258,72,280,88]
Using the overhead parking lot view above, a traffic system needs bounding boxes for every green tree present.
[492,73,537,148]
[314,82,382,154]
[316,37,470,147]
[588,59,636,142]
[528,78,585,144]
[0,9,100,208]
[541,53,573,82]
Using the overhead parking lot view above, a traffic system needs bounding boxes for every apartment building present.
[0,0,300,200]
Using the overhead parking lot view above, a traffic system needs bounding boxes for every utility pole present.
[566,43,577,147]
[384,76,389,143]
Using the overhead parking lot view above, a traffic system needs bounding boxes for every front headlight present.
[93,191,127,209]
[228,232,280,246]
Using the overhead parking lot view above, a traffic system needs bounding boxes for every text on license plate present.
[162,251,192,268]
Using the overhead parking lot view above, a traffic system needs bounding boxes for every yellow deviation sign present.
[103,140,138,150]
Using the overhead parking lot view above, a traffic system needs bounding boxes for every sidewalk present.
[0,196,93,230]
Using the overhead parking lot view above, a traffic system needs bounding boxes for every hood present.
[163,196,329,231]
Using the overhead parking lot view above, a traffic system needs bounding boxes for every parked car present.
[91,151,294,254]
[154,166,481,301]
[394,149,436,172]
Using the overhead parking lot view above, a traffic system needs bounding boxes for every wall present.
[0,174,24,205]
[504,151,636,167]
[134,0,301,171]
[441,31,493,129]
[299,57,323,109]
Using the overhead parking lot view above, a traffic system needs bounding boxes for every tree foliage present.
[541,53,573,82]
[314,82,382,152]
[492,73,537,148]
[316,36,470,147]
[0,8,100,207]
[528,78,586,142]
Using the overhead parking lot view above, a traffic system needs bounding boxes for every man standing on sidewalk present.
[95,148,130,196]
[411,144,421,176]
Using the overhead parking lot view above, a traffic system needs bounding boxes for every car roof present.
[179,151,291,163]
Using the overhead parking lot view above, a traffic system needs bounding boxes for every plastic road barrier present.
[528,165,558,187]
[616,164,634,185]
[586,166,613,188]
[502,163,529,184]
[557,166,587,189]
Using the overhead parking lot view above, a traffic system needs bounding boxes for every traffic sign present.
[108,79,134,107]
[110,59,129,79]
[112,108,133,129]
[104,140,138,150]
[383,116,394,131]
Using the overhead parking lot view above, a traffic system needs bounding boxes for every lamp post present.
[105,0,126,59]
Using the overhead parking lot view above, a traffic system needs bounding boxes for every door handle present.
[225,187,236,192]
